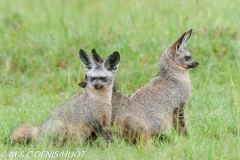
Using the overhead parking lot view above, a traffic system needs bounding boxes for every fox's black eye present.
[90,77,96,82]
[99,77,107,82]
[184,56,191,61]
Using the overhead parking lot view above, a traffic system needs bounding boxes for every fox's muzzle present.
[93,83,104,89]
[188,61,199,68]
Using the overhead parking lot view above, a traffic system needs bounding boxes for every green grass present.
[0,0,240,159]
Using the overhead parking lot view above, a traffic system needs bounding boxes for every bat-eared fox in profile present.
[130,29,199,135]
[11,49,120,145]
[80,29,199,141]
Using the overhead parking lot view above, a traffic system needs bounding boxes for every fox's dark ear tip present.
[113,52,120,60]
[79,49,87,58]
[79,49,86,53]
[113,51,120,56]
[92,49,97,55]
[188,29,193,33]
[91,49,96,54]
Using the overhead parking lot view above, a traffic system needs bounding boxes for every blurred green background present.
[0,0,239,159]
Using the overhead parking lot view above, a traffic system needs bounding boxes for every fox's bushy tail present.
[10,123,40,144]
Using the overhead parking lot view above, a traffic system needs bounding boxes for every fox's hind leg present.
[39,120,67,146]
[65,123,94,145]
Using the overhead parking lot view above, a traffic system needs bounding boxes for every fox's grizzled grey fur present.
[130,29,199,135]
[79,50,153,142]
[80,31,198,140]
[11,49,120,145]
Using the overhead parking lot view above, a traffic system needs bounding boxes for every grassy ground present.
[0,0,239,159]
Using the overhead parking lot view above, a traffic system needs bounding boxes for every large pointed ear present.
[183,29,193,45]
[92,49,104,63]
[176,29,193,52]
[177,29,193,49]
[104,51,120,72]
[79,49,95,70]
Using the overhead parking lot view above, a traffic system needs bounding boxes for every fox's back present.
[131,76,191,111]
[42,90,111,127]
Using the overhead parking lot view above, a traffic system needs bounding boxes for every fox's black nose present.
[192,61,199,68]
[94,84,103,89]
[94,84,99,89]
